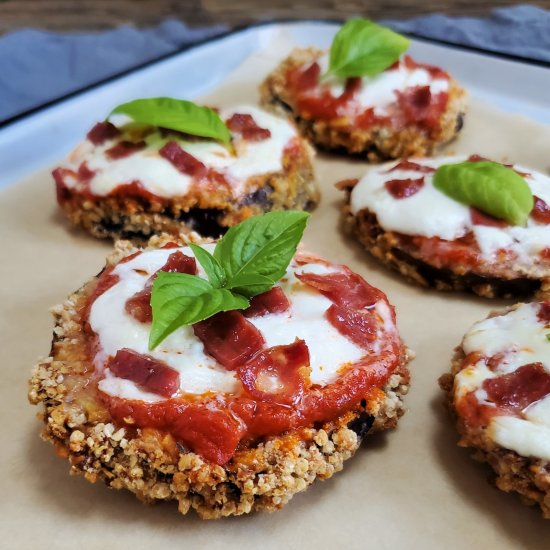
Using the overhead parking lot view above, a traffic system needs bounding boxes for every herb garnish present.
[433,160,534,226]
[149,211,309,349]
[109,98,231,145]
[327,19,410,79]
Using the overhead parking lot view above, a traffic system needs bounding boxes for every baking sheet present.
[2,24,550,550]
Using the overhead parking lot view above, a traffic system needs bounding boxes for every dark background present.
[2,0,550,32]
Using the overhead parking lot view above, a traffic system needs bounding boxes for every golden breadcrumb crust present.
[57,138,318,241]
[260,48,466,162]
[439,332,550,519]
[29,234,412,519]
[341,203,550,299]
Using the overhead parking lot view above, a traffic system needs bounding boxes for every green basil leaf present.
[149,272,248,349]
[546,333,550,342]
[148,212,309,348]
[223,273,276,297]
[189,243,226,288]
[433,161,534,226]
[110,98,231,144]
[328,19,410,78]
[214,211,309,298]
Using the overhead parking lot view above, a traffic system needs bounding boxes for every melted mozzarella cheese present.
[317,54,449,115]
[93,245,239,398]
[455,303,550,460]
[89,150,196,197]
[62,105,299,199]
[488,417,550,462]
[249,264,364,386]
[350,156,550,267]
[351,156,471,240]
[462,304,549,366]
[220,106,296,192]
[92,246,378,402]
[453,364,496,400]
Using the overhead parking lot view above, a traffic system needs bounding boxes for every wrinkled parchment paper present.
[2,28,550,550]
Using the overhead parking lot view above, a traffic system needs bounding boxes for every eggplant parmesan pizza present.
[440,301,550,517]
[341,155,550,298]
[53,100,317,240]
[260,19,466,161]
[29,213,411,518]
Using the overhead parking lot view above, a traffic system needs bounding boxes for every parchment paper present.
[2,29,550,549]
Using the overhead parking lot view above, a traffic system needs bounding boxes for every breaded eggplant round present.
[440,301,550,517]
[340,156,550,298]
[53,106,318,240]
[29,235,411,519]
[260,48,466,161]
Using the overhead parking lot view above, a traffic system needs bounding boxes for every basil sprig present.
[109,98,231,145]
[149,211,309,349]
[328,19,410,78]
[433,161,534,226]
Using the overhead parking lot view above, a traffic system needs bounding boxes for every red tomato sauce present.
[393,231,480,270]
[285,56,450,130]
[389,191,549,272]
[54,112,294,203]
[102,343,399,465]
[86,251,402,465]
